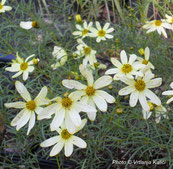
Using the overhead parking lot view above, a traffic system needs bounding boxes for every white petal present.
[146,78,162,88]
[94,76,112,89]
[110,57,122,68]
[170,82,173,89]
[27,112,35,135]
[86,98,97,121]
[167,97,173,104]
[75,119,87,133]
[106,28,114,33]
[105,68,119,74]
[64,142,73,157]
[71,136,87,148]
[142,110,152,119]
[3,6,12,11]
[138,93,149,111]
[40,136,61,147]
[65,115,76,134]
[145,47,150,60]
[96,90,115,103]
[105,34,113,39]
[69,91,86,101]
[103,23,110,30]
[4,102,25,109]
[23,71,29,81]
[50,141,64,157]
[79,64,94,86]
[15,81,31,101]
[50,109,65,131]
[16,110,31,131]
[76,102,96,113]
[120,50,128,64]
[129,54,137,64]
[69,109,81,127]
[11,109,26,126]
[96,21,101,30]
[93,95,107,112]
[1,0,6,5]
[12,71,23,78]
[146,27,156,33]
[162,90,173,95]
[20,21,32,30]
[62,80,86,90]
[119,86,135,95]
[129,91,139,107]
[145,89,161,105]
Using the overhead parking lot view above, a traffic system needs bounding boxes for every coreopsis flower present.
[62,64,115,121]
[75,14,82,23]
[0,0,12,13]
[162,82,173,104]
[137,47,155,70]
[90,21,114,42]
[165,14,173,29]
[4,81,49,135]
[74,39,97,66]
[105,50,144,80]
[20,21,39,30]
[142,102,168,123]
[51,46,67,70]
[40,119,87,157]
[5,52,37,81]
[119,71,162,111]
[143,19,171,38]
[72,21,93,39]
[38,92,96,134]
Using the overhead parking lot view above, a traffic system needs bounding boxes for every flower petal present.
[138,93,149,111]
[15,81,31,101]
[50,141,64,157]
[93,76,112,89]
[146,78,162,88]
[71,136,87,148]
[40,136,61,147]
[93,94,107,112]
[110,57,122,68]
[20,21,32,30]
[69,109,81,127]
[96,90,115,103]
[27,112,35,135]
[105,68,119,75]
[120,50,128,64]
[119,86,135,96]
[62,80,86,90]
[64,142,73,157]
[129,91,139,107]
[5,102,26,109]
[145,89,161,106]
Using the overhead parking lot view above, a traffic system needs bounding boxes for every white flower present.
[4,81,49,135]
[38,92,96,134]
[119,71,162,111]
[143,19,172,38]
[20,21,39,30]
[74,39,97,66]
[162,82,173,104]
[72,21,93,39]
[0,0,12,13]
[142,102,168,123]
[40,119,87,157]
[5,52,37,81]
[62,64,115,121]
[51,46,68,70]
[137,47,155,71]
[90,22,114,42]
[165,14,173,30]
[105,50,144,80]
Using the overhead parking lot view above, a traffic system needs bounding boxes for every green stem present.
[56,156,61,169]
[113,0,124,21]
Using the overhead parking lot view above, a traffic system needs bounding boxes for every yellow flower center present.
[85,86,95,96]
[98,30,106,37]
[84,47,91,55]
[32,21,39,28]
[26,100,36,111]
[155,20,162,26]
[82,29,88,35]
[0,3,3,9]
[61,98,72,108]
[142,59,148,65]
[121,64,132,73]
[148,102,154,111]
[61,129,71,140]
[20,62,28,70]
[135,80,146,91]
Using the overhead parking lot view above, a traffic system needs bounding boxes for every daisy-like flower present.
[4,81,49,135]
[105,50,144,80]
[142,101,168,123]
[165,14,173,30]
[40,119,87,157]
[62,64,115,121]
[143,19,171,38]
[119,71,162,111]
[20,21,39,30]
[90,21,114,43]
[51,46,68,70]
[0,0,12,13]
[137,47,155,70]
[162,82,173,104]
[5,52,37,81]
[74,39,97,66]
[38,92,96,134]
[72,21,93,39]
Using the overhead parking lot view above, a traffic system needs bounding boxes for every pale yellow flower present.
[0,0,12,13]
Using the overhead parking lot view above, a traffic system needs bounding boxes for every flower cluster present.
[3,6,172,159]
